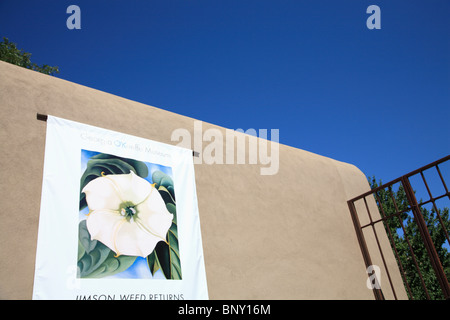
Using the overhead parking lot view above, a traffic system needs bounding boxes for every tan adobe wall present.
[0,61,406,299]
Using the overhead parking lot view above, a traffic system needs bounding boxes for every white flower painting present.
[77,150,181,280]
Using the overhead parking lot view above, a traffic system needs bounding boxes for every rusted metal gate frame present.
[348,155,450,300]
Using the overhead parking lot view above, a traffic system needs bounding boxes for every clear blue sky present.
[1,0,449,184]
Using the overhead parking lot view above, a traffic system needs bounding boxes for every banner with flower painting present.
[33,116,208,300]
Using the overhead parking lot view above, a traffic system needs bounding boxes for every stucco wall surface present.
[0,61,405,299]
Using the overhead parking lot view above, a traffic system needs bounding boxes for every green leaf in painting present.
[166,203,177,224]
[146,170,182,280]
[158,185,176,205]
[147,250,161,276]
[82,252,136,279]
[78,220,97,254]
[152,170,175,200]
[77,240,111,277]
[77,220,137,278]
[153,222,182,280]
[77,239,85,261]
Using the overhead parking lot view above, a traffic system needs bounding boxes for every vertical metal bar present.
[396,216,425,299]
[374,191,411,299]
[402,176,450,300]
[435,164,449,196]
[435,165,450,264]
[427,200,450,249]
[420,171,434,201]
[363,197,397,299]
[348,200,384,300]
[419,171,450,247]
[388,187,427,299]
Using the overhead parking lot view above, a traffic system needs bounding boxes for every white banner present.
[33,116,208,300]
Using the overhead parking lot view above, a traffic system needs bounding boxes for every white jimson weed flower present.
[82,171,173,258]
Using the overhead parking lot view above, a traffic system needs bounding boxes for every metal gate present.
[348,155,450,300]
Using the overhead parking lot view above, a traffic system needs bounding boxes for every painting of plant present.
[77,150,181,280]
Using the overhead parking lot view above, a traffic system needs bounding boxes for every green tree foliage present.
[0,37,59,75]
[368,176,450,300]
